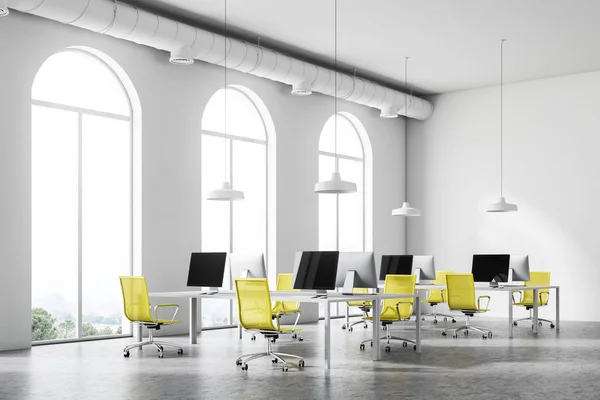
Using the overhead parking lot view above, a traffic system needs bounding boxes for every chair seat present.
[363,316,408,323]
[422,300,440,305]
[459,309,488,315]
[137,319,181,325]
[514,302,546,308]
[347,301,373,307]
[272,309,299,316]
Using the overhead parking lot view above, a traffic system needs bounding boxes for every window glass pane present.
[32,106,79,341]
[82,115,131,337]
[318,155,337,250]
[201,88,265,141]
[338,159,364,251]
[318,115,363,158]
[32,51,130,116]
[201,134,231,327]
[232,141,266,255]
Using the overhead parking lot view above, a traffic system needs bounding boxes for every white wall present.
[408,70,600,321]
[0,12,406,350]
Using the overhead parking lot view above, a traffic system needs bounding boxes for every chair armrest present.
[477,296,491,311]
[395,301,414,320]
[539,292,549,305]
[154,303,179,323]
[441,289,446,303]
[511,291,523,304]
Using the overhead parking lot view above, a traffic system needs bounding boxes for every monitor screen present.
[472,254,510,283]
[293,251,339,290]
[380,255,413,280]
[187,252,228,287]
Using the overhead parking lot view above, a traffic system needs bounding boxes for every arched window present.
[319,113,372,252]
[31,49,138,342]
[318,113,372,317]
[201,86,275,328]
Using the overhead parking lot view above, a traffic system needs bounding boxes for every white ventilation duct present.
[10,0,433,120]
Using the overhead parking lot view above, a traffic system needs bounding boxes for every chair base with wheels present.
[342,305,372,332]
[237,332,305,372]
[513,308,555,329]
[251,311,304,342]
[123,324,183,358]
[420,304,456,324]
[442,314,492,339]
[359,322,417,352]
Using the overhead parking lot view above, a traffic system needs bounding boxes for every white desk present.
[416,284,560,338]
[148,290,421,370]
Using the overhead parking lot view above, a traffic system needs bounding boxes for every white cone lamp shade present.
[315,172,357,194]
[486,196,517,212]
[206,181,244,201]
[392,202,421,217]
[0,0,9,16]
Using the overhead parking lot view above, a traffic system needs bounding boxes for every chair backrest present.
[235,278,277,331]
[274,273,300,311]
[523,271,551,305]
[347,287,371,307]
[445,274,478,311]
[382,274,416,319]
[119,276,154,323]
[425,270,454,303]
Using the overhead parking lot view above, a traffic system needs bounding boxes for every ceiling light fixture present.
[0,0,9,16]
[392,57,421,217]
[207,0,244,201]
[315,0,357,195]
[169,45,195,65]
[487,39,517,213]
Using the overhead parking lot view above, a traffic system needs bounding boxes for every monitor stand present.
[202,287,219,295]
[240,269,250,278]
[489,280,499,288]
[342,270,357,295]
[413,268,422,284]
[313,289,328,298]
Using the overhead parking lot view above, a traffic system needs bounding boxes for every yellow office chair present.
[270,273,303,341]
[341,287,373,332]
[360,274,417,353]
[421,270,457,324]
[512,271,555,329]
[442,274,492,339]
[234,278,305,372]
[119,276,183,358]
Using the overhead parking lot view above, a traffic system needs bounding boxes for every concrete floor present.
[1,318,600,400]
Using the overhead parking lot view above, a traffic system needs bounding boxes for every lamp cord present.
[334,0,338,173]
[223,0,228,183]
[405,57,409,202]
[500,39,505,197]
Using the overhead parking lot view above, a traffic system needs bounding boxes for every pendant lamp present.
[315,0,357,194]
[206,0,244,201]
[487,40,517,212]
[392,58,421,217]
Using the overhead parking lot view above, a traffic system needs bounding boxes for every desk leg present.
[508,289,514,339]
[345,303,350,325]
[190,297,198,344]
[238,322,242,339]
[415,296,421,353]
[555,287,560,331]
[324,302,331,370]
[533,288,539,335]
[372,299,381,361]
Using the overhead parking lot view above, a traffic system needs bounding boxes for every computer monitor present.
[472,254,510,287]
[292,251,339,296]
[412,255,436,283]
[379,255,414,280]
[509,254,530,282]
[335,252,378,294]
[229,253,267,278]
[187,252,228,294]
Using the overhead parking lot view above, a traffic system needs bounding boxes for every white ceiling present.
[121,0,600,95]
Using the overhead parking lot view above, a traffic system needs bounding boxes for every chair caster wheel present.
[359,344,365,351]
[452,319,456,323]
[292,334,297,339]
[123,351,130,358]
[270,338,277,344]
[241,364,248,371]
[402,342,408,347]
[272,358,278,364]
[413,345,417,351]
[488,332,492,338]
[348,327,353,332]
[464,330,469,336]
[364,324,368,329]
[251,336,256,341]
[177,349,183,355]
[158,353,164,359]
[453,334,458,338]
[539,321,543,326]
[513,322,518,326]
[370,341,373,347]
[443,317,448,322]
[341,325,347,330]
[385,346,391,353]
[550,324,555,329]
[282,366,288,372]
[483,335,488,339]
[421,317,425,321]
[433,319,438,324]
[298,360,305,368]
[236,360,242,366]
[298,337,304,342]
[441,331,447,336]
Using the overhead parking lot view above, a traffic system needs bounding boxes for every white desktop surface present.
[149,290,421,370]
